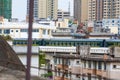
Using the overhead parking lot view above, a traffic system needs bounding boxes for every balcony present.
[83,68,94,74]
[54,76,70,80]
[96,70,107,78]
[71,66,81,74]
[82,68,107,77]
[56,64,68,70]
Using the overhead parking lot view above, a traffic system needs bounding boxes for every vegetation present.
[41,72,53,78]
[1,35,13,41]
[39,52,46,67]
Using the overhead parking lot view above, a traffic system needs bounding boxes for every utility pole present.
[26,0,34,80]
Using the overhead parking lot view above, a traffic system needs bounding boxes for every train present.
[13,38,120,47]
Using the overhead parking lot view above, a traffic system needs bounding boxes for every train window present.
[91,42,94,47]
[63,42,65,46]
[61,42,63,46]
[73,42,75,46]
[25,41,27,44]
[71,42,73,46]
[55,42,57,46]
[87,42,90,45]
[64,42,66,46]
[53,42,55,46]
[52,42,54,46]
[118,43,120,46]
[94,42,97,47]
[0,29,2,33]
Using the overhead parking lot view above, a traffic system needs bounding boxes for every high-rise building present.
[27,0,38,19]
[57,9,70,19]
[88,0,120,21]
[27,0,58,20]
[74,0,88,24]
[74,0,120,23]
[0,0,12,20]
[88,0,103,21]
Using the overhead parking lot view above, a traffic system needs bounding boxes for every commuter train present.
[13,38,120,47]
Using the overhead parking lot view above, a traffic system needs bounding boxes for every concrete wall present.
[18,55,39,76]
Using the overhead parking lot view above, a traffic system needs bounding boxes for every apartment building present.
[88,0,120,21]
[80,47,120,80]
[39,46,120,80]
[88,0,103,21]
[102,18,120,34]
[74,0,88,24]
[27,0,58,20]
[0,0,12,20]
[53,54,81,80]
[27,0,38,19]
[57,9,70,19]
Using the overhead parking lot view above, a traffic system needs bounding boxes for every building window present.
[58,23,60,28]
[76,61,80,65]
[84,61,86,68]
[58,58,60,64]
[104,62,106,70]
[76,74,80,78]
[58,69,60,76]
[4,29,10,34]
[16,30,18,32]
[68,60,70,65]
[32,29,39,32]
[65,70,68,77]
[21,29,28,32]
[98,62,102,69]
[54,58,57,64]
[48,30,50,34]
[11,30,13,32]
[113,65,116,68]
[65,59,68,65]
[88,61,91,68]
[42,29,46,35]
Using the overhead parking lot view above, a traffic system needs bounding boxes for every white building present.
[57,9,70,19]
[102,18,120,34]
[0,20,56,39]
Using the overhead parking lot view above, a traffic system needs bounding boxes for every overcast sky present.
[12,0,73,21]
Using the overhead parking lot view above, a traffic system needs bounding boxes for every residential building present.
[27,0,38,19]
[0,0,12,20]
[52,28,86,39]
[80,47,120,80]
[88,0,103,21]
[0,19,56,39]
[74,0,88,24]
[53,54,81,80]
[55,19,69,28]
[27,0,58,20]
[102,18,120,34]
[57,9,70,19]
[88,0,120,21]
[89,33,114,39]
[39,46,120,80]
